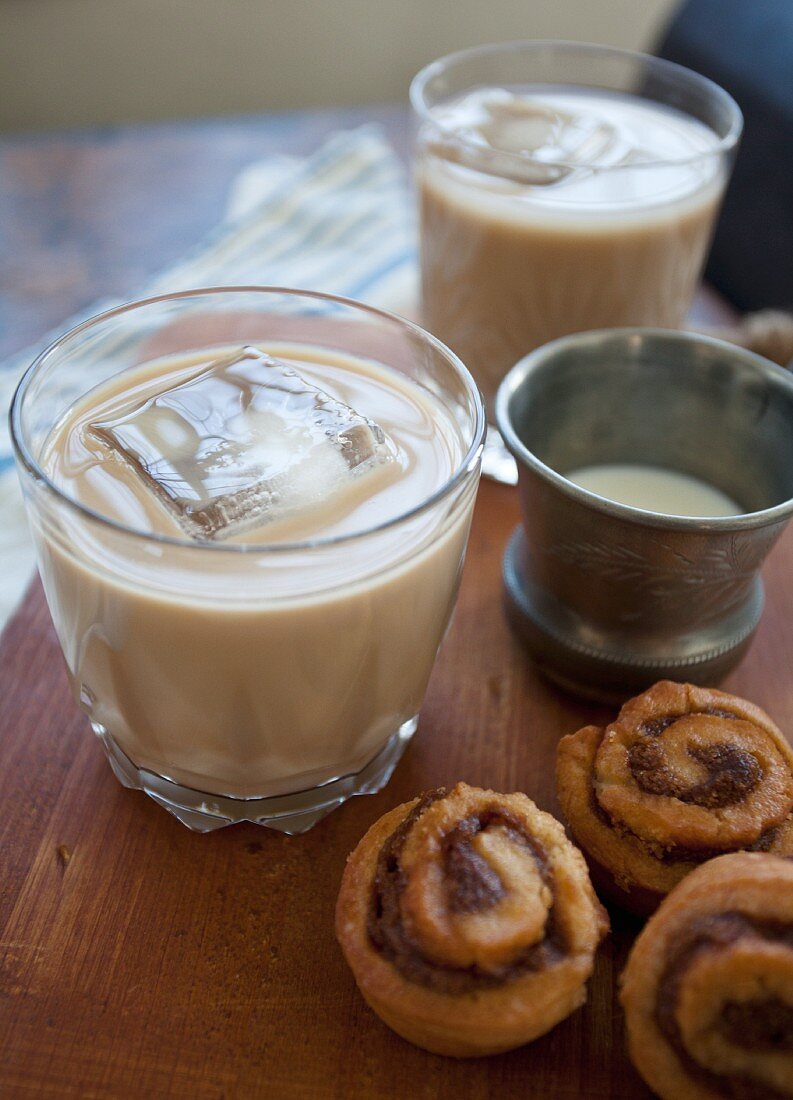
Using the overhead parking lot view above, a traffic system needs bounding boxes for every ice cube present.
[87,346,395,540]
[431,94,623,186]
[479,96,617,165]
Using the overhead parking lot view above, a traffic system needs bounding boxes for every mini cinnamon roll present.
[335,782,608,1057]
[556,681,793,915]
[621,852,793,1100]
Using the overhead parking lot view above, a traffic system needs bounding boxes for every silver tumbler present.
[496,329,793,701]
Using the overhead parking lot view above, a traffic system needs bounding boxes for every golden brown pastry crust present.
[620,852,793,1100]
[335,782,608,1057]
[556,681,793,915]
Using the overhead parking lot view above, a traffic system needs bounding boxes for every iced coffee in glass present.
[11,289,484,832]
[411,42,742,480]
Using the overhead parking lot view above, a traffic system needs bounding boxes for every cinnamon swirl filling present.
[336,781,608,1056]
[659,915,793,1098]
[628,733,762,808]
[367,787,567,992]
[557,682,793,912]
[621,853,793,1100]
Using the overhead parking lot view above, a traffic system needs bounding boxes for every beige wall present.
[0,0,679,132]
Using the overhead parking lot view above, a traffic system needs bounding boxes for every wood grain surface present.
[1,480,792,1098]
[0,105,768,1099]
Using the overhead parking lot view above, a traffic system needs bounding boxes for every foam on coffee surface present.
[87,346,396,541]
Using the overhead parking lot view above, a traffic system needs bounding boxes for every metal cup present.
[495,329,793,702]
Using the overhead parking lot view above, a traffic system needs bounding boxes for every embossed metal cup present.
[496,329,793,702]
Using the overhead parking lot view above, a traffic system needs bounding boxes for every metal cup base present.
[502,527,762,703]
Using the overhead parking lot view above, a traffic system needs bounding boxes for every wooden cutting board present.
[1,478,792,1099]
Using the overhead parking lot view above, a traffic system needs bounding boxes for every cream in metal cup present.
[495,329,793,702]
[10,288,485,832]
[411,41,742,483]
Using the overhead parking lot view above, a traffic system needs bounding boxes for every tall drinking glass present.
[411,41,742,482]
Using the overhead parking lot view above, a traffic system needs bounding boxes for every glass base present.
[93,717,418,833]
[481,425,517,485]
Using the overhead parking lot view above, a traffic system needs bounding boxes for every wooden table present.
[2,107,778,1100]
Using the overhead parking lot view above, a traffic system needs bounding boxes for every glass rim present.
[410,39,743,173]
[9,286,486,555]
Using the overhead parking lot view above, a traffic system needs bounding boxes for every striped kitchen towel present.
[0,125,417,626]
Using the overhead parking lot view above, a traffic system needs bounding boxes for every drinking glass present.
[411,41,742,482]
[10,287,485,832]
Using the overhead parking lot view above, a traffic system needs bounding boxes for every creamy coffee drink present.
[35,341,474,801]
[418,87,728,415]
